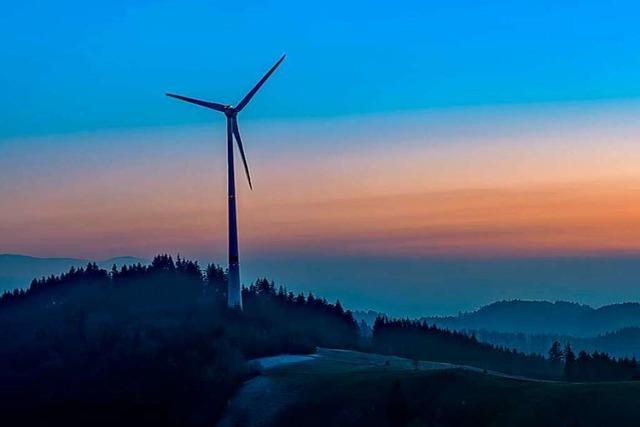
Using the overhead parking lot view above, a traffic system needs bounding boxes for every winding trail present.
[217,354,320,427]
[217,348,555,427]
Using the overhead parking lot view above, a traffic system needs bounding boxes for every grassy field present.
[262,349,640,427]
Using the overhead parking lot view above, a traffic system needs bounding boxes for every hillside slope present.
[276,368,640,427]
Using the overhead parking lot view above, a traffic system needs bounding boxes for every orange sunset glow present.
[2,102,640,260]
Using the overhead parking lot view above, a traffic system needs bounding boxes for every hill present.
[0,256,359,427]
[424,300,640,337]
[0,253,147,293]
[272,359,640,427]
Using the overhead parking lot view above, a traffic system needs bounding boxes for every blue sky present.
[2,0,640,137]
[4,1,640,314]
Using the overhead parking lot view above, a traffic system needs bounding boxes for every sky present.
[2,0,640,315]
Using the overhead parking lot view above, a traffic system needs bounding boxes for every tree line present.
[373,317,640,381]
[548,340,639,382]
[372,317,554,379]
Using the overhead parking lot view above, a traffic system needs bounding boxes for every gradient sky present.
[2,1,640,315]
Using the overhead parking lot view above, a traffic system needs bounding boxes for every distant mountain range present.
[423,300,640,337]
[0,254,147,293]
[468,326,640,359]
[355,302,640,357]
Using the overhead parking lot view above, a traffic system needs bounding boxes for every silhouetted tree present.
[548,341,562,361]
[205,263,227,301]
[548,341,563,370]
[564,343,576,379]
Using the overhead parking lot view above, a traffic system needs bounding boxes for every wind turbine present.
[166,54,286,309]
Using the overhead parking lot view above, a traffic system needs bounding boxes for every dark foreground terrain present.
[2,256,639,427]
[260,350,640,427]
[0,256,359,426]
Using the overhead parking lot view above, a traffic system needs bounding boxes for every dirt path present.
[216,354,320,427]
[217,348,554,427]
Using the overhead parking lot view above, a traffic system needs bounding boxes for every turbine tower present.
[166,54,285,309]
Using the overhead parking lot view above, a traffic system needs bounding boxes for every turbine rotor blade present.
[235,54,286,112]
[232,118,253,190]
[166,93,226,112]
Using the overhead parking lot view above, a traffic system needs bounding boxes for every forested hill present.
[423,300,640,336]
[0,255,359,427]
